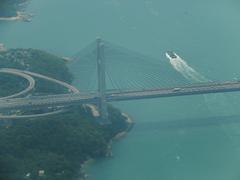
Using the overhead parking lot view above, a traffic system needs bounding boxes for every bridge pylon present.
[96,38,110,124]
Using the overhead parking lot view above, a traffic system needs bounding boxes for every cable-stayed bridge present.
[1,39,240,124]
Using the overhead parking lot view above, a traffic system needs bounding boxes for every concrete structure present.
[96,38,109,124]
[2,41,240,124]
[0,69,35,100]
[1,81,240,112]
[0,68,79,119]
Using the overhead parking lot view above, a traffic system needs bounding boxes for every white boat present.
[165,51,179,60]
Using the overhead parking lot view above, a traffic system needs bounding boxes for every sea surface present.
[1,0,240,179]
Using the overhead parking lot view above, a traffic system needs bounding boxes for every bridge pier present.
[96,38,110,124]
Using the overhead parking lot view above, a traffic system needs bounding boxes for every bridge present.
[1,38,240,124]
[1,81,240,109]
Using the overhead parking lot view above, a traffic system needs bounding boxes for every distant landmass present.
[0,0,28,17]
[0,49,132,180]
[0,0,32,22]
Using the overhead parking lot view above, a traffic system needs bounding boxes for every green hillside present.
[0,49,129,180]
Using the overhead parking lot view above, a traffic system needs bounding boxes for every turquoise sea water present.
[1,0,240,179]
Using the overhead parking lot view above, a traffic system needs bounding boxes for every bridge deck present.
[107,81,240,101]
[0,81,240,111]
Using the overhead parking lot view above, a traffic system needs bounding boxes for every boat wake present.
[167,52,238,117]
[168,56,207,82]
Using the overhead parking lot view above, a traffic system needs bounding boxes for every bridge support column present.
[96,38,110,124]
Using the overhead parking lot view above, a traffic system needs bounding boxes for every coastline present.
[0,0,31,21]
[113,112,134,140]
[80,159,95,179]
[85,104,134,139]
[0,11,22,21]
[85,104,100,117]
[80,105,134,179]
[85,104,134,129]
[0,11,33,22]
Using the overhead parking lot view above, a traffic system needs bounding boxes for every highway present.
[21,70,80,93]
[1,68,80,94]
[0,93,98,111]
[1,81,240,111]
[107,81,240,101]
[0,69,35,100]
[0,68,80,118]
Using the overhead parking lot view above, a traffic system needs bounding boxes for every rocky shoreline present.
[80,108,134,179]
[0,11,33,22]
[0,0,32,22]
[113,112,134,140]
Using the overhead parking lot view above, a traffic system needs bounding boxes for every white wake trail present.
[167,53,238,117]
[168,53,240,142]
[169,56,207,83]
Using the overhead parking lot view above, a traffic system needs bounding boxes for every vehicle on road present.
[172,88,182,92]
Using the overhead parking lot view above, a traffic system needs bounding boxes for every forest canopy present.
[0,49,129,180]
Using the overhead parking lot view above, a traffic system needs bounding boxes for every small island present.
[0,49,133,180]
[0,0,32,21]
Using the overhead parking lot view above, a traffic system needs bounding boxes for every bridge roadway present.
[1,81,240,111]
[0,69,36,100]
[0,68,80,119]
[107,81,240,101]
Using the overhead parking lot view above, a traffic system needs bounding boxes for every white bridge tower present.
[96,38,110,124]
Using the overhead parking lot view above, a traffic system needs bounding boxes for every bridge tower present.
[96,38,110,124]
